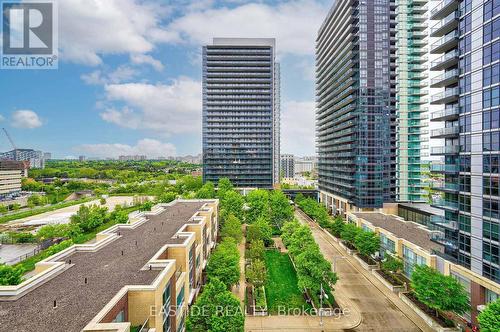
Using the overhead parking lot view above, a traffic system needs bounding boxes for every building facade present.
[280,154,295,178]
[202,38,280,188]
[395,0,430,202]
[316,0,397,212]
[0,149,44,168]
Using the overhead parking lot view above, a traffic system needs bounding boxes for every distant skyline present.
[0,0,331,159]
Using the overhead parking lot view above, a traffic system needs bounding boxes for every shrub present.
[477,298,500,332]
[206,238,240,288]
[159,191,176,203]
[0,264,24,285]
[246,217,273,246]
[381,255,404,273]
[340,223,361,244]
[246,259,267,288]
[248,240,265,261]
[330,217,345,238]
[354,230,380,257]
[220,214,242,244]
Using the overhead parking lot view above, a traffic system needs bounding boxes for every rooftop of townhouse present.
[0,200,210,332]
[353,212,444,253]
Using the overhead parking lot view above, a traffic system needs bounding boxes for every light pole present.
[319,283,323,326]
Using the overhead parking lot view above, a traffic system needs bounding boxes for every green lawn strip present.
[14,205,142,273]
[0,197,95,224]
[263,250,311,314]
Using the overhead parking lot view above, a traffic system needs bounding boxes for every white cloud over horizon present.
[11,110,43,129]
[74,138,177,158]
[281,101,316,156]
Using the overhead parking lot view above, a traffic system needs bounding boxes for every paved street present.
[295,210,433,332]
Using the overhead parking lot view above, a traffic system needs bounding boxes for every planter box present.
[354,254,379,271]
[338,241,356,255]
[399,293,460,332]
[372,269,406,293]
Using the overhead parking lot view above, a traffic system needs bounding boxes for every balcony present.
[430,87,459,104]
[431,232,459,250]
[430,215,458,230]
[430,0,459,20]
[431,145,459,155]
[430,50,459,71]
[431,31,458,54]
[432,182,460,193]
[430,163,459,173]
[430,12,458,37]
[430,69,459,88]
[430,106,459,122]
[431,198,459,211]
[430,126,459,139]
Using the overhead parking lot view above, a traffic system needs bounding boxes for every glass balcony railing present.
[430,50,459,70]
[430,69,459,87]
[430,126,459,138]
[430,87,459,104]
[430,0,459,20]
[432,198,459,210]
[430,11,458,37]
[430,145,459,155]
[430,31,459,54]
[430,163,459,173]
[430,106,459,121]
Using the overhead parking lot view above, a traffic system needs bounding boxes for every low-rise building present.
[0,160,29,201]
[0,199,219,332]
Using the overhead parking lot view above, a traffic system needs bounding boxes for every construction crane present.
[2,127,17,150]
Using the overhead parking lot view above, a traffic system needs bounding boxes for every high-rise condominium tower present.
[202,38,280,188]
[429,0,500,287]
[316,0,397,212]
[396,0,429,202]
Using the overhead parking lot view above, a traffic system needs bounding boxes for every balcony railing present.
[430,11,459,37]
[431,145,459,155]
[430,69,459,88]
[430,50,459,71]
[430,126,459,138]
[430,31,459,54]
[430,0,459,20]
[430,87,459,104]
[432,198,459,210]
[430,163,459,173]
[430,106,459,121]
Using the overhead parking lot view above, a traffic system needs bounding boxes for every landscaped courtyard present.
[263,250,312,314]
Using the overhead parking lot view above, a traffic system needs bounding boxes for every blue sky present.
[0,0,330,159]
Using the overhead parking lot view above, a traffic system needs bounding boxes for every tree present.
[0,205,7,214]
[294,244,338,294]
[354,231,380,257]
[281,219,300,247]
[478,298,500,332]
[381,255,404,273]
[217,177,234,199]
[269,190,293,229]
[340,223,361,244]
[206,239,240,288]
[0,264,24,285]
[287,225,317,257]
[294,193,305,204]
[246,217,273,246]
[220,214,243,244]
[246,259,267,288]
[71,204,108,232]
[330,217,345,238]
[186,278,244,332]
[411,265,469,317]
[196,181,216,199]
[221,190,244,218]
[37,224,82,241]
[246,189,270,224]
[100,197,106,205]
[248,240,265,261]
[159,191,176,203]
[140,200,153,211]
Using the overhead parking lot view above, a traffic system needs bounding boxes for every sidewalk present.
[232,224,246,304]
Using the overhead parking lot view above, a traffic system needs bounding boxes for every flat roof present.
[398,203,444,217]
[212,37,275,47]
[0,201,207,332]
[353,212,444,253]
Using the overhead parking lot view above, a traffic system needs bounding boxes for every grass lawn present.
[264,250,312,314]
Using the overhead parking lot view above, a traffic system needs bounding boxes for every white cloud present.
[11,110,43,129]
[56,0,174,65]
[281,101,315,155]
[75,138,176,158]
[164,0,328,57]
[130,54,164,71]
[100,76,201,134]
[0,114,4,122]
[81,66,138,85]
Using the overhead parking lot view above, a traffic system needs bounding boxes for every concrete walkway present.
[232,224,247,304]
[295,210,433,332]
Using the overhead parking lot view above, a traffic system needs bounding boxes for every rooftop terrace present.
[0,200,208,332]
[353,212,444,253]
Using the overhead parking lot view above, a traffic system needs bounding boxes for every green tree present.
[0,264,24,285]
[478,298,500,332]
[281,219,300,247]
[220,214,242,244]
[221,190,244,218]
[287,224,317,257]
[99,197,106,205]
[269,190,293,229]
[217,177,234,199]
[381,255,404,273]
[248,240,265,261]
[340,223,361,245]
[246,259,267,288]
[186,278,244,332]
[246,189,270,224]
[206,239,240,288]
[411,265,469,317]
[246,217,273,246]
[196,181,216,199]
[159,191,176,203]
[140,200,153,211]
[0,205,7,214]
[71,204,108,232]
[354,231,380,257]
[294,193,305,204]
[295,244,338,294]
[330,217,345,238]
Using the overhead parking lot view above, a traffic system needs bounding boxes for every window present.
[484,154,500,173]
[177,286,185,308]
[163,282,172,332]
[112,310,125,323]
[484,263,500,283]
[459,214,471,232]
[483,86,500,108]
[459,234,471,253]
[484,18,500,44]
[403,245,426,277]
[484,176,500,196]
[483,131,500,151]
[460,34,471,55]
[484,198,500,219]
[460,156,471,172]
[484,242,500,265]
[483,63,500,86]
[485,0,500,21]
[459,194,471,212]
[484,109,500,130]
[459,114,471,133]
[484,220,500,242]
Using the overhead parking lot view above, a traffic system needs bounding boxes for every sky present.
[0,0,332,159]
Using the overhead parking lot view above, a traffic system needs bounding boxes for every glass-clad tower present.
[316,0,397,212]
[396,0,429,202]
[202,38,280,188]
[430,0,500,287]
